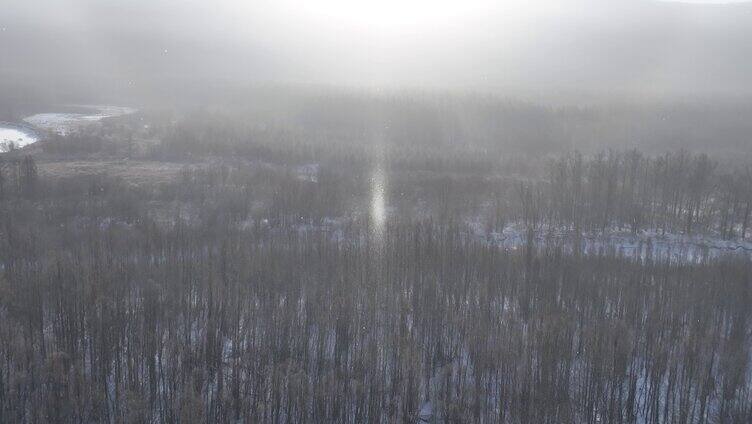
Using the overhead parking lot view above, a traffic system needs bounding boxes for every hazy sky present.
[2,0,752,98]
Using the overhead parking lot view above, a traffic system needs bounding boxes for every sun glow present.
[370,164,387,240]
[293,0,537,33]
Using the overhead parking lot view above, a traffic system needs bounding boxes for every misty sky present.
[2,0,752,97]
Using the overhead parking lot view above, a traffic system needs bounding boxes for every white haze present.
[2,0,752,99]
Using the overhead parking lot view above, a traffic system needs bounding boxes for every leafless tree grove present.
[0,151,749,423]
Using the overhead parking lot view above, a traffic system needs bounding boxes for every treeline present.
[519,150,752,240]
[37,120,752,241]
[28,117,752,242]
[41,92,748,162]
[0,155,39,199]
[148,91,752,157]
[0,168,751,423]
[137,108,752,240]
[160,145,752,241]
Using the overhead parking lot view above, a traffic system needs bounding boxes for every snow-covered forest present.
[1,92,751,422]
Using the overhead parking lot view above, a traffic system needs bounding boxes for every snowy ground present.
[467,220,752,262]
[247,212,752,262]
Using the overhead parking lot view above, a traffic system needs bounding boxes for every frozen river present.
[0,126,38,151]
[0,105,135,152]
[23,105,136,136]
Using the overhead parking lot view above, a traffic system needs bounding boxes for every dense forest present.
[1,93,751,423]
